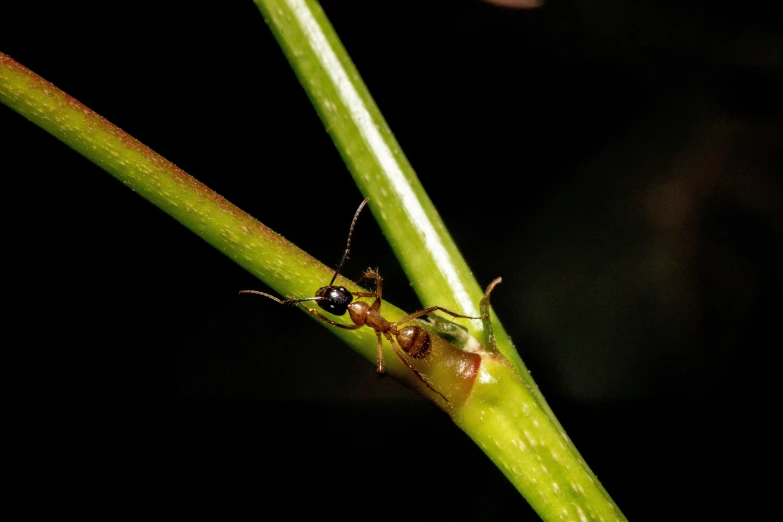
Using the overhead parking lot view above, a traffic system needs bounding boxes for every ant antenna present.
[237,290,323,306]
[328,197,370,287]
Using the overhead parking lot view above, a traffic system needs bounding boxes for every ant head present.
[241,199,370,314]
[315,286,353,315]
[311,197,368,316]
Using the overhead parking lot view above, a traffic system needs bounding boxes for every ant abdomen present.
[397,325,431,359]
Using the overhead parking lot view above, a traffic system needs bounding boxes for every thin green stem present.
[256,0,501,339]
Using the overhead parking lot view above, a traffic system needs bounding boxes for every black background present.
[2,1,781,519]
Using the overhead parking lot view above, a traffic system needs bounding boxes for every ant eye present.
[316,286,353,315]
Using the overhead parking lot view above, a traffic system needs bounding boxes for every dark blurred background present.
[2,0,781,519]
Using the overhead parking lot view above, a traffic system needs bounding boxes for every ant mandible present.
[240,197,481,407]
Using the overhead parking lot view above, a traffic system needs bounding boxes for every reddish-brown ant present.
[240,197,482,407]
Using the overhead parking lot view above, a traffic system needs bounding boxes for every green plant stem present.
[457,357,623,522]
[254,0,508,348]
[253,3,625,520]
[1,39,627,522]
[0,51,477,408]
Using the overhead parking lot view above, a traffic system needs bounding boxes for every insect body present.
[240,198,480,407]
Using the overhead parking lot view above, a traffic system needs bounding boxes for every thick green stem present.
[0,51,477,410]
[456,357,623,521]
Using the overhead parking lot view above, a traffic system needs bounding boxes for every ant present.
[240,197,482,407]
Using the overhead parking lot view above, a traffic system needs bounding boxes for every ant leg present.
[356,268,382,297]
[355,268,385,312]
[386,334,451,409]
[355,272,373,285]
[371,273,383,312]
[355,266,380,283]
[480,278,503,353]
[353,292,378,299]
[375,332,385,374]
[480,277,503,316]
[300,306,363,330]
[356,268,384,311]
[397,306,480,326]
